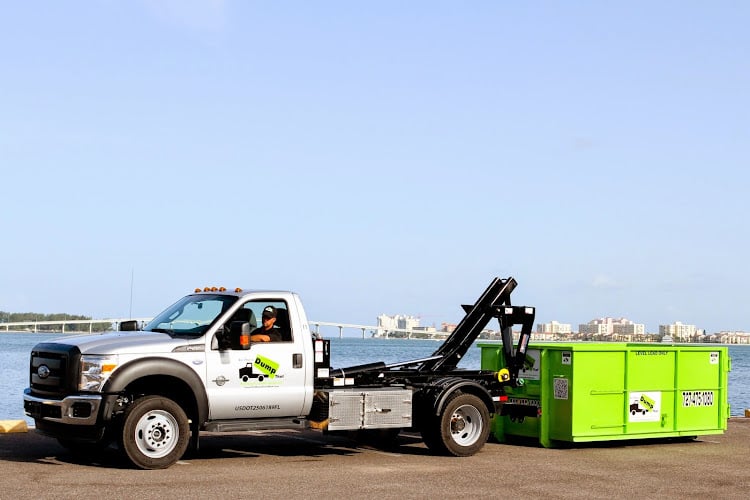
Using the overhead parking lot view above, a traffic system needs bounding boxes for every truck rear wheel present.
[120,395,189,470]
[422,392,490,457]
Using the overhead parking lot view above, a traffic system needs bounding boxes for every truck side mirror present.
[120,320,140,332]
[230,321,252,350]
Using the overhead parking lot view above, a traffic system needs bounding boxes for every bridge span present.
[1,318,451,340]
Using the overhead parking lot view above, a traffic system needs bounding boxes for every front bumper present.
[23,388,102,426]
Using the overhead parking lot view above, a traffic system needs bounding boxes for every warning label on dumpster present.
[710,352,719,364]
[561,351,571,365]
[628,391,661,422]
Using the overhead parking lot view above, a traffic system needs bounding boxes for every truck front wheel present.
[120,395,189,470]
[422,392,490,457]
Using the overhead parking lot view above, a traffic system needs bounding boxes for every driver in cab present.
[250,306,282,342]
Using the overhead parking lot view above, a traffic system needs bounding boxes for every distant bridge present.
[310,321,450,339]
[0,318,153,334]
[0,318,451,340]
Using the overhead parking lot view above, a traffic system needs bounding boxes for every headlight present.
[79,355,119,391]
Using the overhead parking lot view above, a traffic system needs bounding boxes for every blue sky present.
[1,1,747,334]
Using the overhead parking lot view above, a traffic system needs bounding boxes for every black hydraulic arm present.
[497,303,536,383]
[419,277,523,373]
[332,276,535,383]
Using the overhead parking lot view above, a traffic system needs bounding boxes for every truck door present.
[205,300,307,420]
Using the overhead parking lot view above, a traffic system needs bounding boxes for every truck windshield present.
[143,294,237,337]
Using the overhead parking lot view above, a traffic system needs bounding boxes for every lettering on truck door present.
[205,300,306,419]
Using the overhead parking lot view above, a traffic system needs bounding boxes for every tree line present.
[0,311,107,332]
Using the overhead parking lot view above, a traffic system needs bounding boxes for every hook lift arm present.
[418,277,535,385]
[334,277,535,386]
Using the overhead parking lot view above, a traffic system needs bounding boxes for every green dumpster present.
[478,342,730,447]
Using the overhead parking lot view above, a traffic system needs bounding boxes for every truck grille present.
[29,343,81,396]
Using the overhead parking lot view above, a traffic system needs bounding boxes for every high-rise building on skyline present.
[377,314,420,331]
[578,317,645,336]
[659,321,697,341]
[536,320,572,335]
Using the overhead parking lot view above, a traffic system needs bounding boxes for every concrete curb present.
[0,420,28,433]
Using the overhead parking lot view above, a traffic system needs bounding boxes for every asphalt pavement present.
[1,418,748,499]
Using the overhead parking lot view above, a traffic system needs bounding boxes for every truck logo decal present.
[237,355,281,385]
[254,355,279,378]
[628,391,661,422]
[518,349,541,380]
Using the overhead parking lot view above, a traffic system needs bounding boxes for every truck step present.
[204,417,309,433]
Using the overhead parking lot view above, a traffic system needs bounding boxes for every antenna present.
[129,268,134,319]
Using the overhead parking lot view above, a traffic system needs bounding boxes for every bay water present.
[2,332,748,424]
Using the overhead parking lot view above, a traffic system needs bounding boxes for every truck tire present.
[120,395,189,470]
[421,392,490,457]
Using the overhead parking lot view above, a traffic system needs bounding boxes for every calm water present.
[2,333,748,423]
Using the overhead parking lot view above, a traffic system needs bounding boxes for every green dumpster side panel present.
[478,342,729,447]
[571,351,626,438]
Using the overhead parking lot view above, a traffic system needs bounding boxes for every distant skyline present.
[1,2,748,335]
[2,309,739,336]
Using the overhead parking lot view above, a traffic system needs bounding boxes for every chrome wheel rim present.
[133,409,180,459]
[449,404,483,446]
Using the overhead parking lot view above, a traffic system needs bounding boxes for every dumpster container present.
[478,342,730,447]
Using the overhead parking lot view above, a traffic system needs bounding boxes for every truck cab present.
[198,290,315,420]
[24,287,318,468]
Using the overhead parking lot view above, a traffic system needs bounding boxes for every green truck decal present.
[639,393,655,411]
[238,355,281,383]
[253,354,279,378]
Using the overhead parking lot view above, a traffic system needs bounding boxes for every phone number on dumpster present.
[682,391,714,407]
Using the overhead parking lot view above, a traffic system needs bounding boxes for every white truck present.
[23,277,535,469]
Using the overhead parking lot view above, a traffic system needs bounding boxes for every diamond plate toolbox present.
[328,389,412,430]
